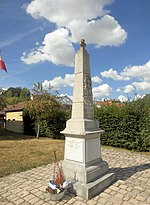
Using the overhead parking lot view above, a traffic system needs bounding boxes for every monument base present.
[63,159,115,199]
[62,134,115,199]
[68,172,115,199]
[62,159,109,184]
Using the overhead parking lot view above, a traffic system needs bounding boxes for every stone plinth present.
[61,39,115,199]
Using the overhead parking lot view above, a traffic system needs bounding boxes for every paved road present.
[0,147,150,205]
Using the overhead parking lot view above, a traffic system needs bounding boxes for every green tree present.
[0,88,6,110]
[26,83,61,139]
[19,88,31,102]
[1,87,31,105]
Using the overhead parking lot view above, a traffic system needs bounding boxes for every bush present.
[34,120,51,137]
[23,109,35,136]
[34,109,70,138]
[47,109,69,136]
[94,95,150,152]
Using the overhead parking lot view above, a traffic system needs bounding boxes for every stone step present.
[69,172,115,200]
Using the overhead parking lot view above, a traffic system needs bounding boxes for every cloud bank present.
[93,84,112,98]
[21,0,127,66]
[42,74,112,98]
[42,74,74,91]
[41,59,150,98]
[21,28,75,66]
[101,60,150,93]
[101,68,130,81]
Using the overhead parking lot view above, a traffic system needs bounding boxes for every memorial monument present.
[61,39,115,199]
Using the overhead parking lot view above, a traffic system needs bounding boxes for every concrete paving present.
[0,147,150,205]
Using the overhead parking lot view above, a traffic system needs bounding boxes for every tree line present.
[0,87,30,109]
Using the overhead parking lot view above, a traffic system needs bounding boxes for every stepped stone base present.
[63,158,115,199]
[63,159,109,184]
[67,172,115,199]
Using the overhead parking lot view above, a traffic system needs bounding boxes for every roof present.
[57,95,72,105]
[2,96,72,113]
[95,100,123,107]
[4,102,27,112]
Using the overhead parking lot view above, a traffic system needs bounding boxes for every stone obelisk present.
[61,39,115,199]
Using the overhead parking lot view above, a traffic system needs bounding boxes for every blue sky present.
[0,0,150,101]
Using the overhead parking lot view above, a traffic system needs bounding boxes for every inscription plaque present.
[65,137,85,162]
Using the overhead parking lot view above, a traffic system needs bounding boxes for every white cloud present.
[69,15,127,46]
[42,74,74,91]
[92,76,102,84]
[101,60,150,94]
[133,94,146,101]
[121,60,150,92]
[21,28,75,67]
[132,81,150,92]
[122,60,150,82]
[118,95,128,102]
[101,60,150,93]
[22,0,127,67]
[92,83,112,98]
[26,0,113,27]
[118,94,145,102]
[101,68,130,80]
[124,85,134,94]
[116,87,122,92]
[35,42,39,45]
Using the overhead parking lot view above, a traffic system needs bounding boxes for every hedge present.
[94,96,150,152]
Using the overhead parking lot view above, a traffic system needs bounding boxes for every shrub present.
[23,109,35,136]
[94,95,150,152]
[34,109,70,138]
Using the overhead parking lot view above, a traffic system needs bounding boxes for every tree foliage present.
[0,88,6,110]
[1,87,30,105]
[26,93,60,121]
[25,82,65,138]
[23,109,35,136]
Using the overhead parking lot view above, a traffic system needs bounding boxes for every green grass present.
[0,128,35,140]
[0,129,64,177]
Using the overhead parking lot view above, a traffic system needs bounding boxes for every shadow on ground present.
[109,163,150,181]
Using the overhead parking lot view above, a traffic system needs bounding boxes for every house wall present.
[6,111,24,133]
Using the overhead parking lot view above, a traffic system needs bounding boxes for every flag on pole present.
[0,50,7,73]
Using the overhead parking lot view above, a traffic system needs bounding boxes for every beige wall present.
[6,111,24,133]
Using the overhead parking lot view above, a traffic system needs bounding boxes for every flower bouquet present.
[46,150,68,201]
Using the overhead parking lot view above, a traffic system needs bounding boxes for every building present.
[95,99,123,108]
[3,96,72,134]
[57,95,72,105]
[4,102,26,133]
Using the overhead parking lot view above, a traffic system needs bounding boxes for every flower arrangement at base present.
[46,150,68,198]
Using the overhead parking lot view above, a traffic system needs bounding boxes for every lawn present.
[0,129,64,177]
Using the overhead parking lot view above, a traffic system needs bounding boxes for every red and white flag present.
[0,51,7,73]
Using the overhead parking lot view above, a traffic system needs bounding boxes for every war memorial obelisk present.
[61,39,115,199]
